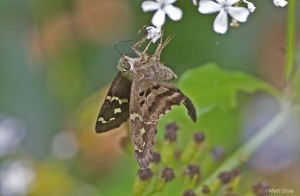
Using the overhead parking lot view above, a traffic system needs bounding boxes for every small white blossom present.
[51,131,78,160]
[192,0,198,6]
[0,161,35,196]
[243,0,256,12]
[0,115,26,157]
[146,26,162,43]
[230,19,239,27]
[273,0,288,7]
[198,0,250,34]
[141,0,183,27]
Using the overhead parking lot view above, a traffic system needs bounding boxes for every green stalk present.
[284,0,297,81]
[196,101,290,192]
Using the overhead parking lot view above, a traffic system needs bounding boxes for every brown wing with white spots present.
[130,80,196,168]
[95,72,132,133]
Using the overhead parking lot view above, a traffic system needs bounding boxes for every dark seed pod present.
[202,185,210,194]
[183,189,196,196]
[166,122,179,132]
[194,132,205,144]
[184,164,200,179]
[218,171,232,184]
[138,168,153,181]
[161,167,175,182]
[165,122,179,142]
[252,182,270,196]
[151,152,161,164]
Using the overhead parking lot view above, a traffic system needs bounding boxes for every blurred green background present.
[0,0,299,195]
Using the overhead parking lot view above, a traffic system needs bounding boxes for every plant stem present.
[284,0,297,81]
[196,102,290,192]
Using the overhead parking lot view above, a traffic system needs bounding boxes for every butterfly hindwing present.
[130,79,196,168]
[95,72,132,133]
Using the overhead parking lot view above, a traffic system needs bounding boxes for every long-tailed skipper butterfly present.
[95,34,197,168]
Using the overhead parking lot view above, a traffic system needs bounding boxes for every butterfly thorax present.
[118,54,177,82]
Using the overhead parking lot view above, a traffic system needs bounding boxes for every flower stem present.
[284,0,297,81]
[196,102,290,192]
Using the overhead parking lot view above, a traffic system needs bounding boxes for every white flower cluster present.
[273,0,288,7]
[141,0,288,38]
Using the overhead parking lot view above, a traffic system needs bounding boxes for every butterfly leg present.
[143,41,152,54]
[154,35,174,58]
[131,36,147,56]
[159,28,164,44]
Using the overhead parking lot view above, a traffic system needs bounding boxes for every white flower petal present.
[146,26,161,43]
[215,0,225,4]
[146,26,155,31]
[164,5,182,21]
[151,9,166,27]
[273,0,288,7]
[152,34,161,43]
[280,1,288,7]
[226,0,240,6]
[227,7,250,22]
[198,0,222,14]
[213,9,228,34]
[246,2,256,12]
[146,26,155,39]
[165,0,177,4]
[243,0,256,12]
[141,1,161,12]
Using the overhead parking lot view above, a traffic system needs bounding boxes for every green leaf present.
[178,63,278,113]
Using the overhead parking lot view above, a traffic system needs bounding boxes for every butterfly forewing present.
[95,72,132,133]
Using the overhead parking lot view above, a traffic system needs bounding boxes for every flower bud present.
[202,185,210,194]
[166,122,179,132]
[183,189,196,196]
[138,168,153,181]
[218,171,232,184]
[151,152,161,164]
[133,168,153,195]
[165,122,178,142]
[161,167,175,182]
[184,164,200,180]
[252,182,270,196]
[194,132,205,144]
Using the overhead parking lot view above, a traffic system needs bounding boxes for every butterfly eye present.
[123,63,131,71]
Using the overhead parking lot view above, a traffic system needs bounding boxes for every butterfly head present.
[117,56,133,80]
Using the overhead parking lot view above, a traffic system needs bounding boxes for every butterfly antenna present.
[138,25,148,35]
[114,43,125,58]
[143,41,152,54]
[114,38,139,61]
